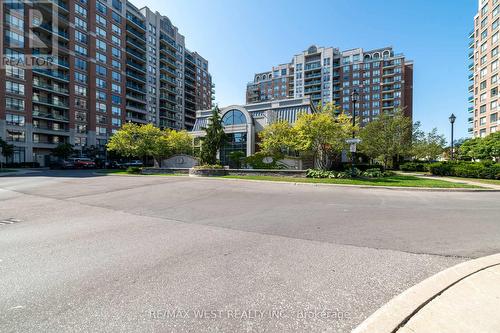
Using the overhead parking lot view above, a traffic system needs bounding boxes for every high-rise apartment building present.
[246,45,413,124]
[470,0,499,137]
[0,0,212,165]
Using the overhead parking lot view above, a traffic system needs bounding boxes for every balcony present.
[33,125,69,133]
[304,72,321,79]
[126,83,146,94]
[33,96,69,109]
[304,61,321,71]
[469,73,474,81]
[468,106,474,113]
[126,37,146,51]
[160,74,176,84]
[469,41,474,49]
[468,51,474,59]
[126,60,146,73]
[304,79,321,86]
[126,13,146,31]
[33,68,69,82]
[126,70,146,83]
[468,117,474,123]
[304,87,321,93]
[468,96,474,102]
[126,26,146,41]
[33,81,69,95]
[468,63,474,71]
[32,111,69,122]
[126,48,146,62]
[39,23,69,40]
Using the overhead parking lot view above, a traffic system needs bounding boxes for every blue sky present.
[133,0,477,140]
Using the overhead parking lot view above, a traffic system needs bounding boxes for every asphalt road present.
[1,170,499,333]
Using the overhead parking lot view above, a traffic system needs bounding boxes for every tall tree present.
[293,103,353,170]
[107,123,193,166]
[359,109,412,169]
[107,122,141,159]
[0,138,14,168]
[258,120,296,155]
[411,123,447,161]
[460,132,500,162]
[200,106,226,165]
[52,143,75,160]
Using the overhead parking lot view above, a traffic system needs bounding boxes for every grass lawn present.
[0,168,16,173]
[222,175,483,188]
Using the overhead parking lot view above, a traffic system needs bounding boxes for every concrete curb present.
[352,253,500,333]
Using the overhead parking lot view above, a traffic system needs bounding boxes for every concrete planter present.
[189,168,228,177]
[141,168,190,175]
[227,169,307,178]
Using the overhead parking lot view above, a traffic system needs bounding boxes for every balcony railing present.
[32,111,69,121]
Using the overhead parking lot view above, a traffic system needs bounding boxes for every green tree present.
[359,109,413,169]
[294,103,353,170]
[411,123,447,161]
[52,143,75,160]
[107,123,193,167]
[0,138,14,168]
[460,132,500,162]
[106,122,141,158]
[229,150,246,169]
[83,145,100,159]
[258,120,296,155]
[200,106,226,165]
[153,129,193,166]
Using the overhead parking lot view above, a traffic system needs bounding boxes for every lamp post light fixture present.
[349,89,360,176]
[449,113,456,160]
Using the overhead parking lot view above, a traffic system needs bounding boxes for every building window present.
[6,81,24,95]
[6,130,25,142]
[6,114,25,126]
[222,110,246,126]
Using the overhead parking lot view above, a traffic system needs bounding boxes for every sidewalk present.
[397,171,500,190]
[418,175,500,190]
[396,264,500,333]
[353,253,500,333]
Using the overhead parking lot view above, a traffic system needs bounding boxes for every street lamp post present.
[449,113,456,160]
[350,90,359,176]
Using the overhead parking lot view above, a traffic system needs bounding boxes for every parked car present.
[49,159,75,169]
[124,160,144,167]
[68,158,96,169]
[112,160,144,169]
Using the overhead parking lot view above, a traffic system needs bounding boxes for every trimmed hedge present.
[306,168,394,179]
[399,162,430,172]
[429,161,500,179]
[5,162,40,168]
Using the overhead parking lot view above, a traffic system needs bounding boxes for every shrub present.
[306,168,392,179]
[400,162,430,172]
[336,171,352,178]
[244,152,286,169]
[194,164,224,169]
[362,168,383,178]
[306,169,336,178]
[342,163,384,172]
[429,161,500,179]
[126,166,142,174]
